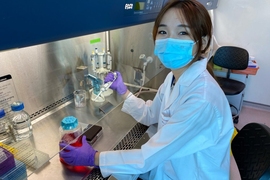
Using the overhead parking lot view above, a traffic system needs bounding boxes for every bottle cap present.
[10,101,24,111]
[0,109,5,118]
[61,116,78,130]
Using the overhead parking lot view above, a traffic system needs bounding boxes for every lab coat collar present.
[163,58,208,109]
[178,58,208,87]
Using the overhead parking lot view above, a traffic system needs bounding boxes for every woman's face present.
[155,8,198,54]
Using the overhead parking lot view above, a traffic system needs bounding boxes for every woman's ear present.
[201,35,211,58]
[202,36,209,50]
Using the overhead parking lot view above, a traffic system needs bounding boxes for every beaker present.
[73,90,86,108]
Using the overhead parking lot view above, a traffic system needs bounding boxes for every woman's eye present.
[158,30,167,35]
[179,31,188,35]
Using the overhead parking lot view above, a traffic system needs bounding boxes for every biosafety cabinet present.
[0,0,219,179]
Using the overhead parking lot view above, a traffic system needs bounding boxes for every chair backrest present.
[232,123,270,180]
[213,46,249,70]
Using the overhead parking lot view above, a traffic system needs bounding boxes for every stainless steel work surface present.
[27,96,140,179]
[26,69,168,179]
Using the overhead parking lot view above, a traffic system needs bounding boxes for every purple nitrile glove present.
[59,135,97,166]
[104,71,127,95]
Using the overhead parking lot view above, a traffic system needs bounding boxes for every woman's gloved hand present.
[59,135,97,166]
[104,71,127,95]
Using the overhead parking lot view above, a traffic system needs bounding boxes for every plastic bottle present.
[10,101,32,141]
[59,116,89,173]
[0,109,12,144]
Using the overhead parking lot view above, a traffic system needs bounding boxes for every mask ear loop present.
[190,40,198,60]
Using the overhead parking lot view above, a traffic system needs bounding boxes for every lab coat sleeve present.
[100,98,230,178]
[121,87,164,126]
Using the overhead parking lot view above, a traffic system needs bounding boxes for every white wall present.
[213,0,270,106]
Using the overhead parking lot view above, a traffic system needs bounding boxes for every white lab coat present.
[99,58,234,180]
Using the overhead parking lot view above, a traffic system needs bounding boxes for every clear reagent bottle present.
[10,101,33,141]
[0,109,12,144]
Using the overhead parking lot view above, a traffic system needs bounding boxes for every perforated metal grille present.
[83,123,148,180]
[113,123,148,150]
[29,94,73,119]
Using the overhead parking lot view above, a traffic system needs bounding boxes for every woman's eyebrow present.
[158,24,167,27]
[177,24,189,28]
[158,24,190,28]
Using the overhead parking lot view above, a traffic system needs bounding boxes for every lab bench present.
[26,97,148,180]
[25,69,169,180]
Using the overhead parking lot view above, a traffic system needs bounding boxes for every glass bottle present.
[59,116,82,146]
[59,116,90,173]
[0,109,12,144]
[10,101,32,141]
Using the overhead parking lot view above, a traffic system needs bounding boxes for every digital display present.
[124,0,164,16]
[134,2,145,11]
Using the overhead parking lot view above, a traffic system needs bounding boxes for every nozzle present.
[84,74,98,80]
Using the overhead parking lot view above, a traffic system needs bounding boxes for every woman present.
[60,0,234,179]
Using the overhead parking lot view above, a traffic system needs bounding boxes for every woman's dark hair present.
[152,0,213,62]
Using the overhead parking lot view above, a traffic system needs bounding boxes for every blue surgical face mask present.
[154,38,196,70]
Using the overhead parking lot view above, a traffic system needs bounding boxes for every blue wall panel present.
[0,0,165,51]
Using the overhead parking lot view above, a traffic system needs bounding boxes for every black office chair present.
[212,46,249,123]
[231,123,270,180]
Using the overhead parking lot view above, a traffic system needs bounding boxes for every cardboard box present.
[232,67,259,75]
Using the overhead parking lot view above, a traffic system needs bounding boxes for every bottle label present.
[60,131,81,145]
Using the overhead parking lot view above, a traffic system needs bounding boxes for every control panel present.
[124,0,164,16]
